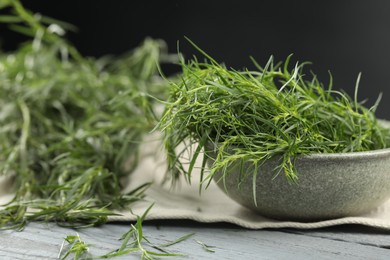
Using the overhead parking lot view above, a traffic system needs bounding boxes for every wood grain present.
[1,222,390,259]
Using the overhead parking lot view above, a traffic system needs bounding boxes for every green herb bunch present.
[0,1,168,229]
[158,39,390,186]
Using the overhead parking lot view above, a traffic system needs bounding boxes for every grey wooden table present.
[1,221,390,259]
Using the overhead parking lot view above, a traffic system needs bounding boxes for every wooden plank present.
[283,226,390,248]
[0,222,390,259]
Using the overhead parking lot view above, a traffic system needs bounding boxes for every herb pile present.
[0,0,168,229]
[158,39,390,185]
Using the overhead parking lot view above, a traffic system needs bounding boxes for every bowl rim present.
[300,146,390,159]
[207,142,390,160]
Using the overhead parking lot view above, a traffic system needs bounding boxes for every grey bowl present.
[210,121,390,221]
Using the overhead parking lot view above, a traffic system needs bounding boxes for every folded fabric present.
[111,137,390,230]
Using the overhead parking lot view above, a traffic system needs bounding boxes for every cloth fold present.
[111,136,390,230]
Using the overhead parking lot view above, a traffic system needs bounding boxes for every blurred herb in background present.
[0,0,169,229]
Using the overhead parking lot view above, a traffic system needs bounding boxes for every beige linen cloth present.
[1,135,390,230]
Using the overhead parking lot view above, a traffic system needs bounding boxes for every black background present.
[1,0,390,119]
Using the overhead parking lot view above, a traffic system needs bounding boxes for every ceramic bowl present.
[209,120,390,221]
